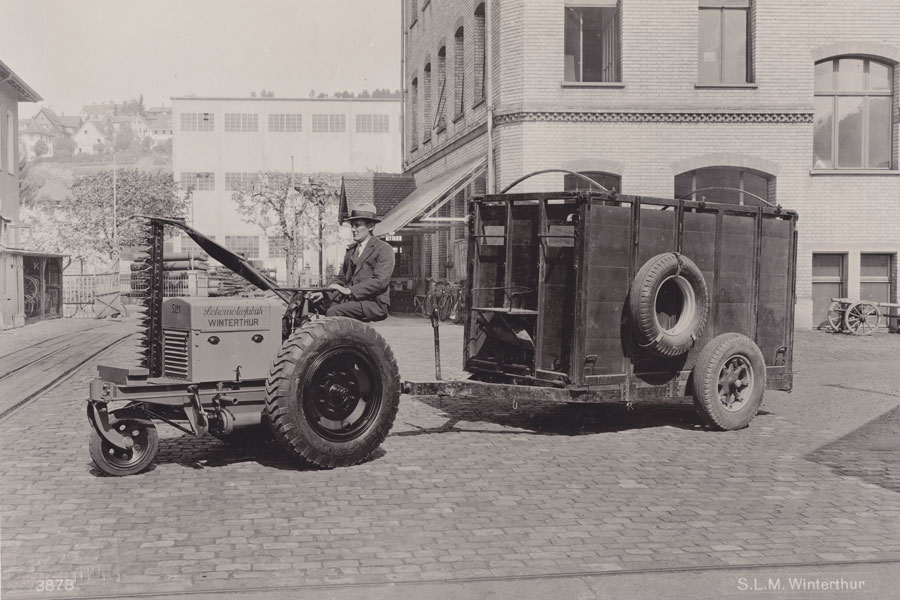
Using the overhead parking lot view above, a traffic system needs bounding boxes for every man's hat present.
[347,202,381,223]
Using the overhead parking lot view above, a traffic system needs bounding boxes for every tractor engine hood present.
[148,216,289,303]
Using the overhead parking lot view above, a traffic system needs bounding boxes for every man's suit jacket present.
[334,236,395,307]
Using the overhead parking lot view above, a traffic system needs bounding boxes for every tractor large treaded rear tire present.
[630,252,709,357]
[265,317,400,468]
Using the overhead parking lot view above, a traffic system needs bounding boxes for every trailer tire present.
[691,333,766,430]
[265,317,400,468]
[630,253,709,357]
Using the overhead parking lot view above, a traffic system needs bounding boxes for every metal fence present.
[63,272,195,318]
[62,273,120,318]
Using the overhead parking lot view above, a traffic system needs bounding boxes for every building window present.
[698,0,751,84]
[454,27,465,117]
[224,113,258,133]
[180,112,214,132]
[474,3,485,102]
[423,63,432,142]
[675,167,772,206]
[860,254,894,306]
[389,236,414,277]
[564,3,620,83]
[812,253,846,329]
[410,77,419,149]
[180,172,215,191]
[268,236,287,258]
[564,171,621,192]
[224,172,257,190]
[7,111,15,173]
[180,234,212,255]
[225,235,259,259]
[435,47,447,131]
[312,114,346,133]
[268,113,302,132]
[814,57,893,170]
[356,114,389,133]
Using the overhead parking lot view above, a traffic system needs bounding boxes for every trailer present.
[406,178,798,430]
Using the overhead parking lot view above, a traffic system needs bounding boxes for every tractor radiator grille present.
[162,329,190,379]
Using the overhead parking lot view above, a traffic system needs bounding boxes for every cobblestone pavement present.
[1,316,899,598]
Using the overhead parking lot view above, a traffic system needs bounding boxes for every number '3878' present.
[35,578,75,592]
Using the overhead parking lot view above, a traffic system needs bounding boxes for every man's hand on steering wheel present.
[328,283,352,298]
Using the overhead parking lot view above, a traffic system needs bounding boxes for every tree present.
[141,136,152,152]
[309,89,316,98]
[53,136,76,158]
[67,169,189,261]
[137,93,146,117]
[231,172,341,286]
[153,138,172,154]
[34,139,49,158]
[115,125,134,151]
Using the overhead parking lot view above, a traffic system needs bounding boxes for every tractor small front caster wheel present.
[89,419,159,476]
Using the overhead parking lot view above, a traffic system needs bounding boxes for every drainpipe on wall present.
[400,5,406,171]
[485,0,495,192]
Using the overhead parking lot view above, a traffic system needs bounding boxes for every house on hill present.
[79,103,116,123]
[112,113,149,140]
[33,107,81,136]
[146,105,171,119]
[149,113,172,142]
[73,118,111,154]
[18,119,55,160]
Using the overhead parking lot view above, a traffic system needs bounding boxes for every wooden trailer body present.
[464,190,798,403]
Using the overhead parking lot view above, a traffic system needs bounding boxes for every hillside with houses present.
[19,97,172,163]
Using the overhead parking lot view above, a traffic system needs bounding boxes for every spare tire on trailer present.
[629,252,710,357]
[265,317,400,468]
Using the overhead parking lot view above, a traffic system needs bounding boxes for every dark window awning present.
[374,158,486,237]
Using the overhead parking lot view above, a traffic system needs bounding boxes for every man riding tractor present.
[309,202,394,322]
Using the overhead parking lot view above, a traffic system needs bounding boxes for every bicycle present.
[414,278,457,321]
[452,279,467,324]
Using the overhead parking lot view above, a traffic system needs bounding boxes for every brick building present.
[389,0,900,328]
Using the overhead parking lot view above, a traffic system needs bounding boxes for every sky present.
[0,0,401,118]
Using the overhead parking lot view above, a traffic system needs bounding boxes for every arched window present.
[814,57,893,169]
[410,77,419,150]
[423,63,432,142]
[474,3,486,103]
[675,167,773,206]
[454,27,465,117]
[564,171,621,192]
[436,47,447,132]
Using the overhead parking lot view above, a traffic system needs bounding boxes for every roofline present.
[0,58,42,102]
[170,96,400,103]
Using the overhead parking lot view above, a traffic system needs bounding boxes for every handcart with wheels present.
[827,297,900,335]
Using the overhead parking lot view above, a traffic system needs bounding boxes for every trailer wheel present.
[691,333,766,430]
[89,419,158,476]
[630,253,709,357]
[265,317,400,468]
